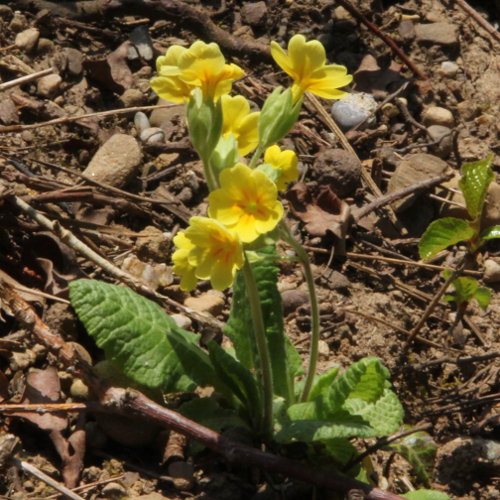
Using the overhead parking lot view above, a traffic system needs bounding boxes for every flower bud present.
[187,88,223,164]
[210,135,239,177]
[258,87,302,149]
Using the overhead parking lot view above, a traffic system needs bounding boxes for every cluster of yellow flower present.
[150,35,352,291]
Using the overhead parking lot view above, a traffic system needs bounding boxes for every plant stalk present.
[280,223,320,402]
[202,158,218,192]
[242,254,274,437]
[248,143,264,169]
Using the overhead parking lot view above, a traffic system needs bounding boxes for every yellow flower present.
[151,41,245,103]
[172,232,198,291]
[264,145,299,190]
[221,95,259,156]
[270,34,352,101]
[184,217,244,291]
[208,163,284,243]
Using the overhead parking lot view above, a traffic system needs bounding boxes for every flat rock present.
[415,22,458,46]
[14,27,39,51]
[241,1,267,26]
[387,153,448,212]
[63,47,84,76]
[427,125,452,158]
[331,92,377,130]
[184,291,225,316]
[83,134,142,188]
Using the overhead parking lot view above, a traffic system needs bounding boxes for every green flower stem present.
[202,157,217,192]
[280,222,320,403]
[242,253,274,437]
[249,144,264,169]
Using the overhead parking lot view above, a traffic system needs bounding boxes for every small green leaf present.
[458,154,494,219]
[69,279,203,392]
[480,225,500,241]
[474,287,491,310]
[207,341,262,422]
[401,490,450,500]
[390,430,438,487]
[449,276,478,305]
[419,218,475,260]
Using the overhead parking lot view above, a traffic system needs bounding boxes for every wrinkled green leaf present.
[279,358,403,442]
[390,430,438,487]
[69,280,208,392]
[308,366,340,402]
[207,340,261,422]
[401,490,450,500]
[459,154,494,219]
[480,225,500,241]
[419,218,475,260]
[225,247,302,404]
[474,287,491,310]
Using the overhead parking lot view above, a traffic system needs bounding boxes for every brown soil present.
[0,1,499,499]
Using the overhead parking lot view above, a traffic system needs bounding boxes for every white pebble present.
[440,61,459,77]
[331,92,377,130]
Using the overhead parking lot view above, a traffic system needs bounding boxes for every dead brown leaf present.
[286,183,352,239]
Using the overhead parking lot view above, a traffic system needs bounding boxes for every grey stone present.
[149,102,184,128]
[14,28,39,51]
[63,47,84,76]
[101,482,127,497]
[415,22,458,47]
[440,61,459,77]
[83,134,142,188]
[281,289,309,315]
[422,106,454,127]
[313,148,362,198]
[387,153,448,212]
[427,125,453,158]
[0,97,19,124]
[331,92,377,130]
[120,88,144,107]
[37,74,62,98]
[241,1,267,27]
[398,20,416,41]
[140,127,165,144]
[128,25,154,61]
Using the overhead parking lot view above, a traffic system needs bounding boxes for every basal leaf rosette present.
[151,41,244,103]
[270,34,352,102]
[209,163,284,243]
[264,145,299,190]
[221,95,260,156]
[173,217,244,291]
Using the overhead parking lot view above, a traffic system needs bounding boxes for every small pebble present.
[14,27,39,51]
[171,313,192,330]
[241,1,267,26]
[483,259,500,284]
[421,106,454,127]
[121,88,145,107]
[8,12,28,32]
[64,47,84,76]
[101,482,127,498]
[36,38,54,54]
[184,291,225,316]
[440,61,459,77]
[140,127,165,144]
[331,92,377,130]
[134,111,150,132]
[128,25,154,61]
[37,74,62,98]
[415,22,458,47]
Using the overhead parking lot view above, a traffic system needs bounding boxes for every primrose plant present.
[69,36,408,481]
[419,154,500,314]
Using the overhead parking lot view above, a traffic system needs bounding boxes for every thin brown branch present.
[452,0,500,43]
[334,0,428,80]
[0,67,55,92]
